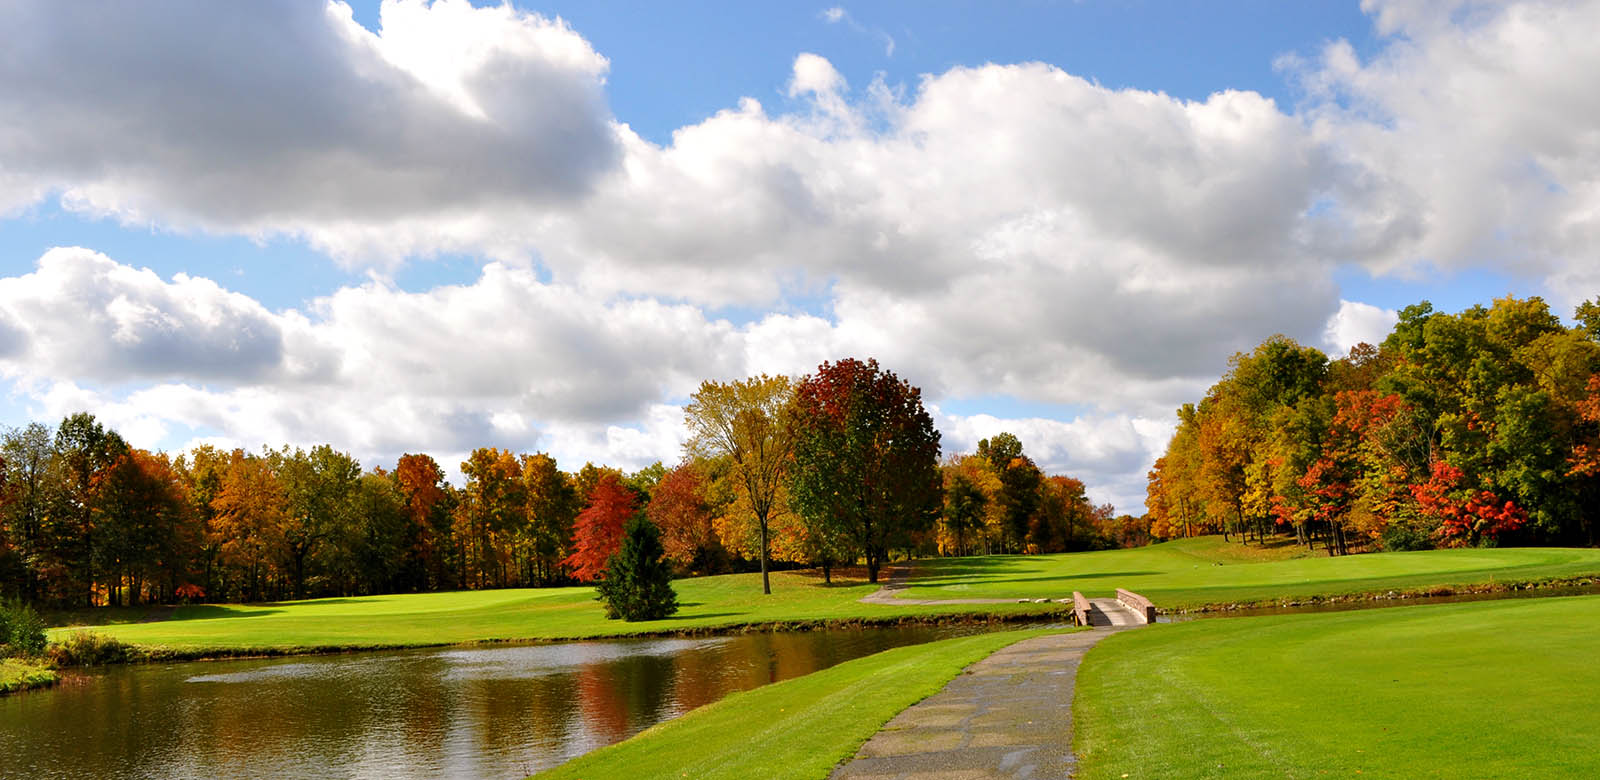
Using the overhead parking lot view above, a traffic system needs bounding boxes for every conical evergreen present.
[595,514,679,621]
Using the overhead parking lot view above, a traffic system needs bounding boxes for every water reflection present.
[0,625,981,779]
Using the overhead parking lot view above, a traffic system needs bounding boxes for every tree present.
[1,423,57,603]
[393,453,452,590]
[54,413,127,606]
[563,472,636,583]
[211,450,286,602]
[595,514,678,621]
[271,445,360,599]
[457,448,524,588]
[939,460,988,557]
[646,462,722,573]
[683,375,796,595]
[522,453,577,585]
[789,358,942,583]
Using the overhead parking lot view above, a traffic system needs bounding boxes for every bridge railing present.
[1115,589,1157,624]
[1072,591,1092,626]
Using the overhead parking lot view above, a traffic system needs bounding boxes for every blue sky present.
[1,0,1594,510]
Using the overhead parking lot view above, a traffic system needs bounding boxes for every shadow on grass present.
[173,605,285,620]
[913,571,1161,588]
[666,612,744,621]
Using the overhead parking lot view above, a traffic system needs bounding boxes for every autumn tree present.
[789,358,941,583]
[211,450,286,602]
[522,453,577,585]
[393,453,453,590]
[683,375,795,595]
[457,448,524,588]
[939,457,991,557]
[978,433,1044,552]
[563,472,637,583]
[645,461,723,573]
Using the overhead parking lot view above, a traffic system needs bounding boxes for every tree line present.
[0,357,1127,608]
[1147,296,1600,553]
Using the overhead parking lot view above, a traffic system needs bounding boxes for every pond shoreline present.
[30,608,1074,675]
[20,572,1600,692]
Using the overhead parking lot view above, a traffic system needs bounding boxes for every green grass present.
[1074,594,1600,778]
[535,627,1063,780]
[51,569,1058,653]
[0,658,57,693]
[900,536,1600,609]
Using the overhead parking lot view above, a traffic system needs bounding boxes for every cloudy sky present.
[1,0,1596,512]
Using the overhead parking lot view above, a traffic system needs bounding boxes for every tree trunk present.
[759,516,771,595]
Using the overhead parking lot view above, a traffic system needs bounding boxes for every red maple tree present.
[562,472,637,582]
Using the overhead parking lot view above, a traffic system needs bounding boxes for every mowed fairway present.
[536,627,1062,780]
[899,536,1600,609]
[1073,595,1600,778]
[52,569,1053,652]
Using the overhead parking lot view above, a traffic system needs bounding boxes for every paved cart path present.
[830,625,1139,779]
[858,564,1036,606]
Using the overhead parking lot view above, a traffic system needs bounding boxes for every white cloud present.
[0,0,618,265]
[1323,300,1399,355]
[6,1,1600,508]
[1293,0,1600,289]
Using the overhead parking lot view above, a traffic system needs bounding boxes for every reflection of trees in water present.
[577,650,678,743]
[1,626,982,779]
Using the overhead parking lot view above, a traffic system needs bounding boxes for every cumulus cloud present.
[1290,0,1600,286]
[1323,300,1400,355]
[0,0,618,264]
[5,0,1600,508]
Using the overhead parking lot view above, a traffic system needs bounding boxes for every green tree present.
[271,445,361,599]
[595,514,678,621]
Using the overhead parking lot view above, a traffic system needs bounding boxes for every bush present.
[0,599,47,658]
[1380,523,1435,552]
[596,514,679,621]
[48,630,134,667]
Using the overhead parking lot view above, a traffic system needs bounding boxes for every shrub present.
[1380,523,1435,552]
[596,514,679,621]
[0,600,48,658]
[48,630,134,667]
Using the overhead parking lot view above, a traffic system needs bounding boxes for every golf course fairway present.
[1074,594,1600,778]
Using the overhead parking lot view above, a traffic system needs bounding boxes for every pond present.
[0,625,986,779]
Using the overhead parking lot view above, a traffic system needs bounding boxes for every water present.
[0,625,983,779]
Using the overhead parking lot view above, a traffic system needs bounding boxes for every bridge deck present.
[1085,597,1143,627]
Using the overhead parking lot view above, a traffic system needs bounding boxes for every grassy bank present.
[1074,594,1600,778]
[536,627,1062,780]
[0,658,57,693]
[900,536,1600,609]
[50,569,1061,655]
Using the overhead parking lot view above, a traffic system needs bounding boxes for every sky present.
[1,0,1597,513]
